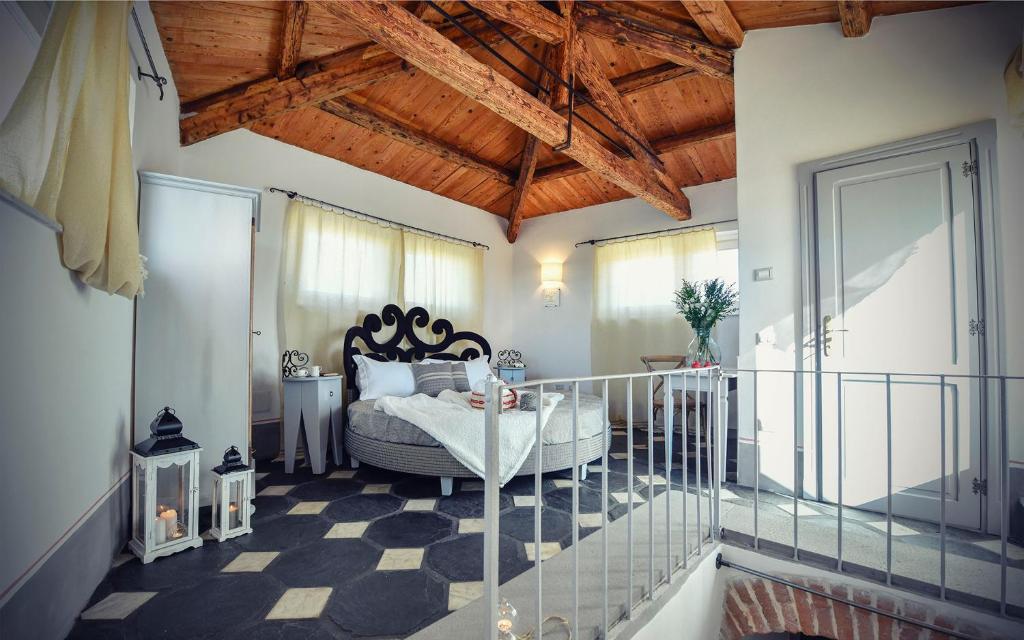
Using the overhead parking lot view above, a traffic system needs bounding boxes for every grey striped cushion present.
[414,362,456,397]
[451,363,471,392]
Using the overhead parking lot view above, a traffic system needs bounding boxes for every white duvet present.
[373,390,564,485]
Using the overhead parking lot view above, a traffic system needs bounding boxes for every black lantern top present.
[133,407,200,457]
[213,446,250,475]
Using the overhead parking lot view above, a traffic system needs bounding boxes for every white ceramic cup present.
[311,365,321,377]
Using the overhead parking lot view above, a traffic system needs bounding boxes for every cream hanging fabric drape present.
[401,231,484,335]
[279,200,403,373]
[591,229,719,420]
[0,2,142,297]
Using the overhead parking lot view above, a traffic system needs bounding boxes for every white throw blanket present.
[374,390,564,485]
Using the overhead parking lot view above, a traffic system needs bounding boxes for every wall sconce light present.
[541,261,563,308]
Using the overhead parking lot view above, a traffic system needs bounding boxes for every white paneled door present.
[135,173,259,507]
[814,143,983,530]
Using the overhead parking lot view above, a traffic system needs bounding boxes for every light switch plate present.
[753,267,773,282]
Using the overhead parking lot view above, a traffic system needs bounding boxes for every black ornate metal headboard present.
[342,305,491,397]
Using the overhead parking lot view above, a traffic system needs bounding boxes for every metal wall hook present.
[131,7,168,101]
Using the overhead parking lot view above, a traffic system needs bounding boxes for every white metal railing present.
[480,366,1022,638]
[481,366,726,640]
[729,368,1023,620]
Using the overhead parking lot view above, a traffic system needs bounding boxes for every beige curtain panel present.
[0,2,142,297]
[279,199,403,374]
[279,199,486,372]
[591,228,719,420]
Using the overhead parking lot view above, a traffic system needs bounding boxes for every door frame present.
[795,121,1002,533]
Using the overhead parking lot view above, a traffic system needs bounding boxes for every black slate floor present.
[67,425,1019,638]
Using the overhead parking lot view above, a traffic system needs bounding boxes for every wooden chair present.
[640,355,696,426]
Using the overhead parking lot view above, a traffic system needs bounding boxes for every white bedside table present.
[282,375,343,474]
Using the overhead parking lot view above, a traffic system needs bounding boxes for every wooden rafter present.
[837,1,872,37]
[534,121,735,182]
[680,1,744,48]
[319,98,515,185]
[319,0,690,220]
[466,0,732,80]
[560,63,697,114]
[178,14,515,146]
[277,1,309,78]
[575,9,732,79]
[507,44,562,243]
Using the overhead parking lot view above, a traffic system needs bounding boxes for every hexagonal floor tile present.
[437,491,512,519]
[266,538,380,588]
[391,476,444,499]
[234,516,332,552]
[499,507,572,543]
[287,479,363,501]
[425,533,530,584]
[322,494,403,523]
[327,571,447,637]
[365,512,453,548]
[543,485,609,514]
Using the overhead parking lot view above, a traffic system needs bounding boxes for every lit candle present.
[161,509,178,539]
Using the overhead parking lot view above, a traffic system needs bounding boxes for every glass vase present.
[687,326,721,367]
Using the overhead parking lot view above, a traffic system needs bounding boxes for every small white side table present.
[282,376,343,474]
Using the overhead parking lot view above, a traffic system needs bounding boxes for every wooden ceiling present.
[152,1,970,241]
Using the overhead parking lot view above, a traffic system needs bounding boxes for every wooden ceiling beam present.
[679,1,744,48]
[575,8,732,80]
[507,45,562,243]
[573,31,674,188]
[467,0,732,80]
[178,14,513,146]
[277,1,309,78]
[320,0,690,220]
[837,1,872,37]
[534,121,735,182]
[319,98,515,186]
[556,63,697,114]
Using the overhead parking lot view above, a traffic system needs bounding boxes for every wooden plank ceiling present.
[153,0,971,242]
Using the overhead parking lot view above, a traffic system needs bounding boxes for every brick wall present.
[719,575,1007,639]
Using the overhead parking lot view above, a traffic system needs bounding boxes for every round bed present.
[341,305,609,495]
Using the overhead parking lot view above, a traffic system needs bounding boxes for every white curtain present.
[0,2,142,297]
[401,230,484,334]
[279,200,402,372]
[279,199,485,371]
[591,229,719,419]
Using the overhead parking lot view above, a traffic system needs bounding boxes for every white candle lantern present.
[129,407,203,563]
[210,446,254,542]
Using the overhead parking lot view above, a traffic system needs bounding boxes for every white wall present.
[0,4,135,605]
[733,3,1024,488]
[510,178,738,382]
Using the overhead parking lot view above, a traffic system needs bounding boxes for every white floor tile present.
[577,513,604,528]
[448,582,483,611]
[325,522,369,539]
[266,587,332,620]
[110,554,133,569]
[222,551,279,573]
[458,518,485,534]
[254,472,269,481]
[362,484,391,494]
[552,479,574,488]
[610,453,629,460]
[329,469,356,479]
[611,492,645,505]
[524,542,562,562]
[377,548,424,571]
[80,592,156,620]
[258,485,294,497]
[288,501,329,515]
[513,495,537,507]
[404,499,437,511]
[864,520,921,537]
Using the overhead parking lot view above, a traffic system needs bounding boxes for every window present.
[402,231,484,331]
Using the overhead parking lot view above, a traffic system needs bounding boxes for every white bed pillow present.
[464,357,492,389]
[353,355,416,400]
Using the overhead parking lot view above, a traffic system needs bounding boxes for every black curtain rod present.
[575,218,737,248]
[714,554,973,640]
[266,187,490,250]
